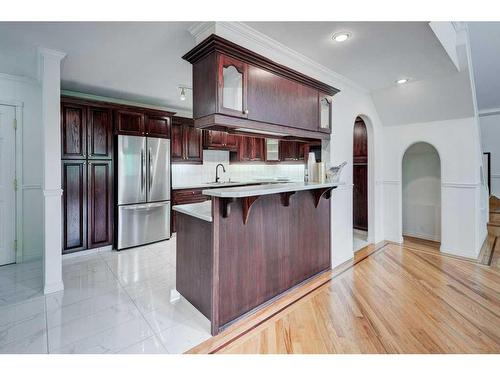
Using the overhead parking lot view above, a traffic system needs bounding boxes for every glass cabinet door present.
[218,54,248,118]
[319,93,332,132]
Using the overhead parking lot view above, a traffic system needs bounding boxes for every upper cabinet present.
[171,116,203,164]
[115,108,173,138]
[183,35,339,140]
[203,130,238,151]
[87,106,113,159]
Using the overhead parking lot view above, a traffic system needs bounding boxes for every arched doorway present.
[402,142,441,246]
[353,116,368,251]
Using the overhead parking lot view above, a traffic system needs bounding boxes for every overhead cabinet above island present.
[183,35,338,140]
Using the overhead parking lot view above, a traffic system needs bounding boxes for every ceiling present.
[0,21,481,121]
[244,21,458,91]
[468,22,500,111]
[0,22,196,111]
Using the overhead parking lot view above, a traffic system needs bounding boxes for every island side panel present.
[175,212,213,320]
[214,190,331,328]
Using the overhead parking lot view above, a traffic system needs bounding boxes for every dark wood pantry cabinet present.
[171,116,203,164]
[60,96,174,254]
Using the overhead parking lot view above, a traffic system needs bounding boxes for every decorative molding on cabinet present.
[188,22,367,94]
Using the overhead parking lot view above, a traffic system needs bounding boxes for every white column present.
[38,47,66,294]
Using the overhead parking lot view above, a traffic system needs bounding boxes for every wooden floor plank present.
[198,242,500,354]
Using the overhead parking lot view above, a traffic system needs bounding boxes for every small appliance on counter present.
[117,135,171,250]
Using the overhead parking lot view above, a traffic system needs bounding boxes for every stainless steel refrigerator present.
[117,135,171,250]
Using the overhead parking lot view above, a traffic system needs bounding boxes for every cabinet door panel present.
[146,114,171,138]
[87,160,113,248]
[247,65,318,131]
[217,54,248,118]
[88,106,113,159]
[279,141,299,161]
[204,130,226,149]
[61,103,86,159]
[225,133,238,151]
[184,125,203,162]
[251,138,265,161]
[115,109,145,136]
[62,160,87,253]
[171,119,184,162]
[353,164,368,231]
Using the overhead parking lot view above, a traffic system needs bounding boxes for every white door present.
[0,104,16,266]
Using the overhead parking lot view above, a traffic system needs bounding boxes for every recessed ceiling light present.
[332,32,351,43]
[396,78,409,85]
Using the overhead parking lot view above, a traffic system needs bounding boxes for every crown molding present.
[188,21,368,94]
[479,107,500,117]
[0,72,38,86]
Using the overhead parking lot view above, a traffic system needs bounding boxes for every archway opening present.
[402,142,441,248]
[353,116,369,251]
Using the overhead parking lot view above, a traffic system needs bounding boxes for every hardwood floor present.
[189,241,500,354]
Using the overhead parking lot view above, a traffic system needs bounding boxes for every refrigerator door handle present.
[140,149,144,193]
[149,147,153,191]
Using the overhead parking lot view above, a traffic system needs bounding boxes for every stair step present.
[478,234,497,265]
[490,212,500,223]
[487,222,500,237]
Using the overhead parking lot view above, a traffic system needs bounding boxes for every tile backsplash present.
[172,150,305,188]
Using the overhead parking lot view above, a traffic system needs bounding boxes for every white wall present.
[402,142,441,241]
[479,113,500,197]
[172,150,304,188]
[382,117,485,258]
[0,73,43,262]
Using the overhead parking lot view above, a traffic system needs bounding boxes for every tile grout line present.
[97,249,170,354]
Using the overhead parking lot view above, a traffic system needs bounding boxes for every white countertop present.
[172,178,299,190]
[202,181,342,198]
[172,201,212,222]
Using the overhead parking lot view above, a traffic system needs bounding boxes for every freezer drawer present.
[118,201,171,250]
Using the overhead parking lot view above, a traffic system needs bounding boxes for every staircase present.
[479,196,500,265]
[488,196,500,237]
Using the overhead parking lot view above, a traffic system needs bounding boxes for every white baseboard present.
[403,231,441,242]
[43,281,64,294]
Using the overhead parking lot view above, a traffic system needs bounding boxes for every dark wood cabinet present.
[87,160,113,249]
[203,130,238,151]
[231,136,265,162]
[87,106,113,159]
[145,113,171,138]
[172,188,211,232]
[247,65,319,132]
[114,109,145,136]
[171,116,203,164]
[279,141,305,162]
[353,117,368,231]
[61,103,87,159]
[62,160,87,253]
[183,35,339,140]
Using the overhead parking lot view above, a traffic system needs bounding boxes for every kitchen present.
[60,33,340,344]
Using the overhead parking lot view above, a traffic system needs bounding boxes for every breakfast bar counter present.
[173,182,339,335]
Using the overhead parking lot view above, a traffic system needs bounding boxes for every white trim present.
[61,90,192,118]
[441,182,481,189]
[22,184,42,190]
[0,73,38,86]
[43,281,65,295]
[43,188,63,197]
[479,107,500,117]
[381,180,400,185]
[188,22,368,94]
[403,230,441,243]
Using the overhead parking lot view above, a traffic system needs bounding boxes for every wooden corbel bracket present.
[311,187,335,208]
[242,196,260,224]
[279,191,296,207]
[221,197,236,218]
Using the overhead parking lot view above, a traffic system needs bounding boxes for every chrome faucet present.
[215,163,226,183]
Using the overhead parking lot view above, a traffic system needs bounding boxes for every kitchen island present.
[172,182,339,335]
